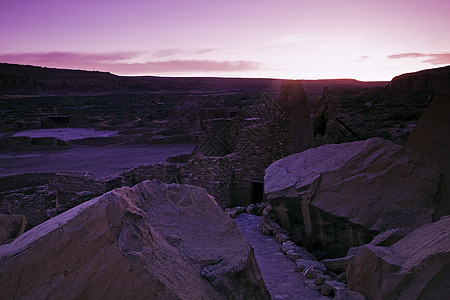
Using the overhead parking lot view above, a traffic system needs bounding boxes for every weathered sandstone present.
[347,216,450,299]
[265,137,441,257]
[0,180,269,299]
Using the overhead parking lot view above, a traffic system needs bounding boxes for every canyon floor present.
[0,142,194,178]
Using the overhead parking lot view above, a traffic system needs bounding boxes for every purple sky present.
[1,0,449,80]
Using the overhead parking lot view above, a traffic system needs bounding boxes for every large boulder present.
[347,216,450,299]
[0,180,269,299]
[265,137,441,257]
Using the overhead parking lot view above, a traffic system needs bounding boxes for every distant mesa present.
[0,62,389,97]
[391,65,450,90]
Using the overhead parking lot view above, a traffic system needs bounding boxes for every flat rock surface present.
[265,137,440,232]
[235,213,328,300]
[0,143,194,178]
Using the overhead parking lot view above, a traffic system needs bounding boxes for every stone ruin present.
[311,87,339,145]
[0,80,327,230]
[183,80,315,208]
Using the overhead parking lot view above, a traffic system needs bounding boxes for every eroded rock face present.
[347,216,450,300]
[0,180,269,299]
[265,137,441,257]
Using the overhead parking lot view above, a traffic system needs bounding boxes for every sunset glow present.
[1,0,449,81]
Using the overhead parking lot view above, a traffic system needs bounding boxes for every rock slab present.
[0,180,269,299]
[265,137,441,257]
[347,216,450,300]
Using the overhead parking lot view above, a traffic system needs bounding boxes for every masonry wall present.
[179,80,315,208]
[181,155,236,208]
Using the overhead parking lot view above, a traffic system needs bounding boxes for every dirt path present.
[235,213,328,300]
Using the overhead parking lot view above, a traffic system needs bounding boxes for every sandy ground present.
[0,143,195,178]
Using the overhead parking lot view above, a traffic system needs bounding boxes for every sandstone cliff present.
[391,65,450,90]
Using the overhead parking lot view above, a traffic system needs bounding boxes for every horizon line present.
[0,61,422,83]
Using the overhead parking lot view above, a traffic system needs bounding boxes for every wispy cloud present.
[152,48,217,59]
[387,53,426,59]
[0,51,137,64]
[388,52,450,65]
[422,53,450,65]
[0,51,260,74]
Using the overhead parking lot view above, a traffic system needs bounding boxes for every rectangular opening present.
[250,182,264,203]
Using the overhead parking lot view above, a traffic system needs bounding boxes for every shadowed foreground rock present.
[347,216,450,299]
[265,137,441,257]
[0,180,269,299]
[0,214,26,245]
[406,83,450,219]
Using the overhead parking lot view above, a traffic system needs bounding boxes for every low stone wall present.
[119,162,182,187]
[0,173,55,192]
[0,172,118,228]
[0,156,188,229]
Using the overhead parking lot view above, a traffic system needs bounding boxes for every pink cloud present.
[422,53,450,65]
[0,51,137,65]
[387,53,426,59]
[152,48,217,59]
[388,52,450,65]
[0,51,260,75]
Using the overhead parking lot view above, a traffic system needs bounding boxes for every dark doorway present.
[48,116,70,124]
[251,182,264,203]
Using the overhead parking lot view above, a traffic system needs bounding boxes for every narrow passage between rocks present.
[235,213,328,300]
